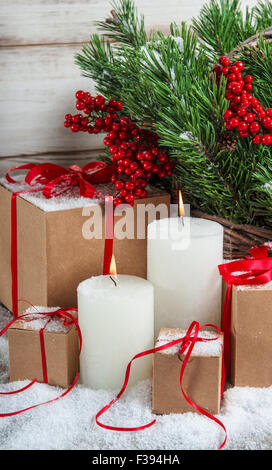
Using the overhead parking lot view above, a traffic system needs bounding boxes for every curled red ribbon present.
[218,244,272,377]
[5,162,115,316]
[96,321,227,450]
[0,303,82,417]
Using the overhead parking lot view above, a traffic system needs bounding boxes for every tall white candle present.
[77,275,154,390]
[148,217,223,336]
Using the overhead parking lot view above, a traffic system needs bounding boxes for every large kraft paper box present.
[153,328,223,415]
[230,283,272,387]
[0,183,170,315]
[8,314,78,388]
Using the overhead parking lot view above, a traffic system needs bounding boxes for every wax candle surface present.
[77,275,154,390]
[148,217,223,336]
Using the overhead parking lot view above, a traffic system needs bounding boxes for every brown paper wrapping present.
[8,319,79,388]
[0,184,170,314]
[152,328,223,415]
[230,284,272,387]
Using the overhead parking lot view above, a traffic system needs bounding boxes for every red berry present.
[235,61,244,71]
[75,90,85,100]
[262,134,272,145]
[125,181,135,191]
[245,75,253,83]
[114,198,123,206]
[252,135,262,145]
[244,113,254,123]
[266,109,272,117]
[95,95,105,107]
[262,117,272,129]
[249,122,260,135]
[244,83,253,92]
[238,121,248,132]
[70,124,80,132]
[224,110,233,121]
[229,117,239,128]
[119,189,127,198]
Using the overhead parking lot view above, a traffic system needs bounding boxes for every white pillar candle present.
[148,217,223,337]
[77,275,154,390]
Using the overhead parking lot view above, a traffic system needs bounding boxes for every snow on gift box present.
[0,163,170,316]
[6,306,80,389]
[152,327,224,415]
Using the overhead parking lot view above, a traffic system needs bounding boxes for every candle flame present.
[178,190,185,218]
[109,254,117,276]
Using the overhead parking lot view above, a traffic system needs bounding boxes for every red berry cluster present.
[64,91,174,205]
[213,56,272,146]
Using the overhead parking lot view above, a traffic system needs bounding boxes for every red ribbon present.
[0,304,82,417]
[218,244,272,377]
[96,321,227,450]
[5,162,116,316]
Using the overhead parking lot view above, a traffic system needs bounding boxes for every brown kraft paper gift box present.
[152,328,223,415]
[0,182,170,315]
[228,283,272,387]
[8,309,79,388]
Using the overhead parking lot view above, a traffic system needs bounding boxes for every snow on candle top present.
[77,274,154,301]
[156,328,223,356]
[148,216,223,240]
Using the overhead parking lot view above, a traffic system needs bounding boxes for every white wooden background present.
[0,0,256,173]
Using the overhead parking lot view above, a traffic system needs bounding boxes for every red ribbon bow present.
[0,304,82,417]
[96,321,227,450]
[218,244,272,377]
[5,162,115,316]
[6,161,116,199]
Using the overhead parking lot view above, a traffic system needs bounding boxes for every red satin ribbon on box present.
[0,304,82,417]
[5,162,116,316]
[218,243,272,377]
[96,321,227,450]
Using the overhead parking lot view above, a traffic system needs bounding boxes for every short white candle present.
[77,275,154,390]
[148,217,223,337]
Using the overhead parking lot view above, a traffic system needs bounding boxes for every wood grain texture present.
[0,0,257,162]
[0,44,105,157]
[0,150,101,176]
[0,0,212,47]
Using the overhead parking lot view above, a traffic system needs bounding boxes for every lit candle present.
[147,191,223,336]
[77,256,154,390]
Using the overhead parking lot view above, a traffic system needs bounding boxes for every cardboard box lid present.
[9,310,76,335]
[156,327,223,357]
[0,178,169,213]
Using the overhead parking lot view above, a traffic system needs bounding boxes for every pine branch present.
[96,0,147,47]
[253,0,272,30]
[192,0,256,59]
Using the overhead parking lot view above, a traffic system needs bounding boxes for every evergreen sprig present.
[75,0,272,227]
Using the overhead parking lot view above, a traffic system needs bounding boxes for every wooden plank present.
[0,150,101,176]
[0,0,208,46]
[0,44,105,157]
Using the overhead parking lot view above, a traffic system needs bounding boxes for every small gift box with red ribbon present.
[7,306,79,388]
[219,244,272,387]
[0,162,170,316]
[152,327,224,415]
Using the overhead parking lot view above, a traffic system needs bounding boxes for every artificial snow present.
[156,329,223,356]
[0,304,272,450]
[16,306,77,333]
